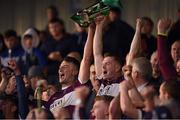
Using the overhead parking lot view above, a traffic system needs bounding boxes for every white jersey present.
[97,76,124,97]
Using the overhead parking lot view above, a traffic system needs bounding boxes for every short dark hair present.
[163,79,180,101]
[47,5,59,17]
[4,30,17,39]
[63,56,80,70]
[48,18,64,26]
[110,7,121,15]
[142,17,154,27]
[104,53,122,65]
[48,18,66,33]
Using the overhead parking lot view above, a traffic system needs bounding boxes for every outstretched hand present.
[136,18,143,32]
[157,18,171,34]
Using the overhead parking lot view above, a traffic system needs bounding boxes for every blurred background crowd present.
[0,0,180,119]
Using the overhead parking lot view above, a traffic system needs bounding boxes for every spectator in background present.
[41,18,79,75]
[176,8,180,20]
[72,23,87,57]
[176,59,180,76]
[38,30,49,51]
[28,66,45,91]
[0,95,19,119]
[103,7,134,62]
[150,51,163,92]
[21,28,46,74]
[141,17,157,58]
[0,34,6,54]
[0,30,24,68]
[91,95,113,119]
[167,16,180,49]
[171,40,180,64]
[45,5,60,33]
[150,51,161,80]
[47,5,59,22]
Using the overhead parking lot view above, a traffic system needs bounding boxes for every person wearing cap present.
[28,65,45,91]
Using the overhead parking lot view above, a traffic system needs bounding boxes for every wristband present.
[157,32,167,36]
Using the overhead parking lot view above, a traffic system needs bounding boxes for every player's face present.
[102,57,120,80]
[59,61,77,84]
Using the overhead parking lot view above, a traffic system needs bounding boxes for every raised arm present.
[122,65,144,108]
[8,60,29,119]
[79,25,95,84]
[93,16,105,77]
[127,19,143,65]
[157,18,177,80]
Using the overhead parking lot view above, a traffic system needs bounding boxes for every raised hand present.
[122,65,136,90]
[122,65,132,81]
[136,18,143,32]
[157,18,171,34]
[94,15,107,27]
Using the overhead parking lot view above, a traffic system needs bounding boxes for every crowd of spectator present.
[0,5,180,119]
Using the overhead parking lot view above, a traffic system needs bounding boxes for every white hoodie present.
[22,28,40,53]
